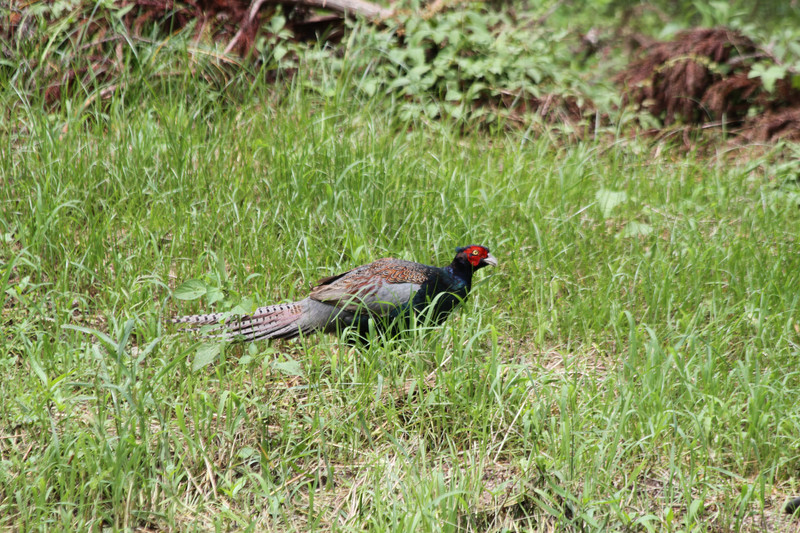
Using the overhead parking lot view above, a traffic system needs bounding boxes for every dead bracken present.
[618,27,800,141]
[5,2,799,142]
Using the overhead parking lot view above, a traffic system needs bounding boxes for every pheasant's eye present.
[471,249,480,255]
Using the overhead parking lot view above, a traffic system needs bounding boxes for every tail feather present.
[173,300,310,341]
[225,305,305,340]
[172,311,229,326]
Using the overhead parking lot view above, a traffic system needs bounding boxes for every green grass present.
[2,71,800,532]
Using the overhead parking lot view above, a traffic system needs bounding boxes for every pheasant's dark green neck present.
[444,260,475,293]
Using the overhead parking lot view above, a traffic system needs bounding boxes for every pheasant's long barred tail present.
[226,302,309,341]
[171,311,228,326]
[172,244,497,343]
[173,302,308,341]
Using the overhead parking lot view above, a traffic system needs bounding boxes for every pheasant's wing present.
[309,258,433,314]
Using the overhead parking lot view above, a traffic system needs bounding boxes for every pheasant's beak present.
[481,254,498,267]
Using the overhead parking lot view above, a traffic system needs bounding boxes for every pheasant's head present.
[455,245,498,270]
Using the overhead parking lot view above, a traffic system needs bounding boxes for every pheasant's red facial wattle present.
[464,246,489,267]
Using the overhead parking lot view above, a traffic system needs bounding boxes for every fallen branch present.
[268,0,394,20]
[224,0,268,54]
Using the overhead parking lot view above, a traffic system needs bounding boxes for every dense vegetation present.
[2,1,800,531]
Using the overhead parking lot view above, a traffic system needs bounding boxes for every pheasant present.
[173,245,497,342]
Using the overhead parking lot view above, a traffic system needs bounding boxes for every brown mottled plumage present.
[173,245,497,342]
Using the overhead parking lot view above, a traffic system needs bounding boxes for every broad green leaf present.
[748,62,786,93]
[361,78,378,97]
[238,446,258,459]
[596,189,627,218]
[688,498,704,519]
[230,297,256,316]
[174,280,207,301]
[791,73,800,91]
[445,86,463,101]
[407,47,426,67]
[205,286,224,305]
[408,65,431,80]
[269,14,286,33]
[272,359,304,377]
[622,221,653,237]
[389,77,411,89]
[29,355,48,386]
[193,343,221,372]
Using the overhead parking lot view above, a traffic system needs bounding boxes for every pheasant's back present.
[310,258,440,309]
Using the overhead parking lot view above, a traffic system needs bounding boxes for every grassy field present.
[2,74,800,531]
